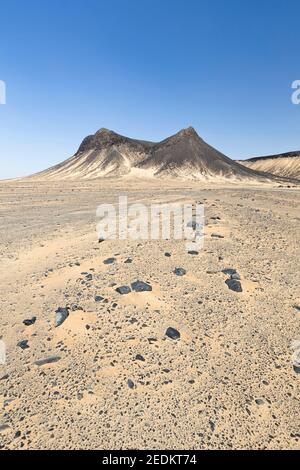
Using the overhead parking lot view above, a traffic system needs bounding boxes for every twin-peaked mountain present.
[31,127,272,181]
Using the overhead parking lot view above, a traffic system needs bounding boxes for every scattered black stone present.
[34,356,61,366]
[85,273,93,281]
[131,281,152,292]
[103,257,116,265]
[55,307,69,327]
[23,317,36,326]
[165,327,180,340]
[222,268,237,276]
[14,431,21,439]
[116,286,131,295]
[293,305,300,312]
[188,251,199,256]
[187,220,202,230]
[164,252,171,257]
[17,340,29,350]
[94,295,104,302]
[225,279,243,293]
[127,379,135,389]
[0,424,10,433]
[255,399,265,406]
[210,216,221,220]
[293,366,300,374]
[209,420,215,432]
[135,354,145,362]
[173,268,186,276]
[98,238,105,243]
[124,258,133,263]
[211,233,224,239]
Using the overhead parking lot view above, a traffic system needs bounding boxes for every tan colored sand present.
[0,179,299,450]
[240,156,300,180]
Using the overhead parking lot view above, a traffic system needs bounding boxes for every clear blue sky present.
[0,0,299,179]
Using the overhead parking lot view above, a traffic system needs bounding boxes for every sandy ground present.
[0,179,299,450]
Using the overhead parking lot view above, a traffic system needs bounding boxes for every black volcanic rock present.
[225,279,243,293]
[127,379,135,389]
[173,267,187,276]
[30,126,269,181]
[138,127,260,179]
[55,307,69,327]
[17,340,29,350]
[131,281,152,292]
[116,286,131,295]
[103,257,116,265]
[77,128,154,153]
[35,356,61,366]
[135,354,145,362]
[23,317,36,326]
[165,327,181,340]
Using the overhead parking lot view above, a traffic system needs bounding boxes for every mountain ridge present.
[239,151,300,180]
[27,127,286,181]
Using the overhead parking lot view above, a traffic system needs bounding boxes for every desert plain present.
[0,178,299,450]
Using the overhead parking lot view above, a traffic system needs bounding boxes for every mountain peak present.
[95,127,116,136]
[94,128,121,142]
[177,126,199,138]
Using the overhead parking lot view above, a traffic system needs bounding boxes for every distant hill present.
[239,151,300,180]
